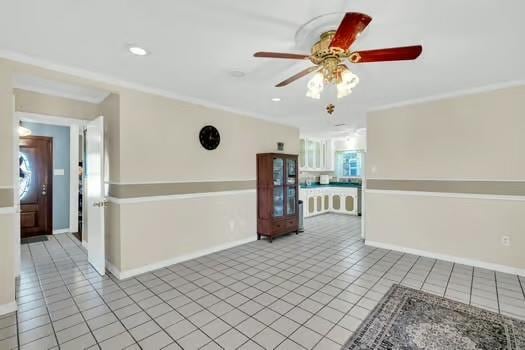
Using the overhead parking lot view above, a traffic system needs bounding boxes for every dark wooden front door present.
[19,136,53,237]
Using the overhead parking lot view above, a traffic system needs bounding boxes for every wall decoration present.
[199,125,221,150]
[19,153,32,199]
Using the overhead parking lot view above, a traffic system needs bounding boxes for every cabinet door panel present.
[286,159,296,185]
[308,197,315,214]
[332,195,341,210]
[273,187,284,217]
[273,158,284,186]
[345,195,354,212]
[299,139,305,168]
[307,140,315,168]
[287,187,296,215]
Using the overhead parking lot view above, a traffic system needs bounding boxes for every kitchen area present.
[298,133,365,219]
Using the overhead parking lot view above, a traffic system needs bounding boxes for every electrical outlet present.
[501,235,511,247]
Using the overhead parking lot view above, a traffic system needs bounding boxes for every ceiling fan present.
[253,12,422,99]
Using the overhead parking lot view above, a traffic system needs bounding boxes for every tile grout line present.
[145,227,370,349]
[307,250,407,349]
[147,220,367,349]
[468,265,475,305]
[19,240,61,349]
[442,262,456,298]
[40,235,106,349]
[52,233,146,350]
[494,271,501,314]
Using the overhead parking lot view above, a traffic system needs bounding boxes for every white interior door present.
[86,116,105,275]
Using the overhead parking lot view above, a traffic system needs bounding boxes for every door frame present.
[19,135,54,236]
[13,111,89,276]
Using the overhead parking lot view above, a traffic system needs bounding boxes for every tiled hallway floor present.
[2,214,525,349]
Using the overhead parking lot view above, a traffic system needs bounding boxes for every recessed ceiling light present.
[230,70,245,78]
[271,97,281,102]
[128,45,149,56]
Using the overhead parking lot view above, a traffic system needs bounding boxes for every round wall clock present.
[199,125,221,150]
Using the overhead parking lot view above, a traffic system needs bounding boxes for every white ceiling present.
[1,0,524,137]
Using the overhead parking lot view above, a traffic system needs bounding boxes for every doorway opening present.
[15,112,107,276]
[19,135,53,240]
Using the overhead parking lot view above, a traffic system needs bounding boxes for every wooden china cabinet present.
[256,153,299,242]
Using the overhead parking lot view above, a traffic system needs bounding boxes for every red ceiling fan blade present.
[254,52,310,60]
[350,45,423,63]
[275,66,319,87]
[330,12,372,50]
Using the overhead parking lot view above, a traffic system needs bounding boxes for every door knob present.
[93,200,109,207]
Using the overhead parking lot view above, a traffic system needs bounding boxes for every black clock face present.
[199,125,221,150]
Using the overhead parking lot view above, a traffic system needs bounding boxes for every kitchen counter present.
[300,184,361,217]
[300,182,361,189]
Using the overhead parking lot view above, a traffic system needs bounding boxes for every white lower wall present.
[365,191,525,274]
[111,190,257,275]
[0,211,16,315]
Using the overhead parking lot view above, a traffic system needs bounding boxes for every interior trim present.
[0,207,16,214]
[365,189,525,202]
[106,236,256,280]
[366,240,525,277]
[368,81,525,112]
[0,50,296,128]
[108,180,256,199]
[106,178,256,185]
[0,189,14,207]
[0,301,17,316]
[367,179,525,196]
[108,189,256,204]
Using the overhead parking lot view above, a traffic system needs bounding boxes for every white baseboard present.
[0,301,17,316]
[365,240,525,277]
[106,236,257,280]
[53,228,70,234]
[82,240,88,249]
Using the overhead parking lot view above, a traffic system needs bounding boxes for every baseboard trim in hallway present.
[0,301,17,316]
[365,240,525,277]
[106,236,257,279]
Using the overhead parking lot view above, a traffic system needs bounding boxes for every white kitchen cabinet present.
[301,187,358,217]
[299,138,334,171]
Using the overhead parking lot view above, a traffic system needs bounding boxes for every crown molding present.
[0,50,297,128]
[368,80,525,112]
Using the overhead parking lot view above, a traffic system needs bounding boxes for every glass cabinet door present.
[299,139,305,168]
[273,158,284,186]
[314,141,321,169]
[286,159,296,185]
[273,187,284,217]
[307,140,315,168]
[287,187,296,215]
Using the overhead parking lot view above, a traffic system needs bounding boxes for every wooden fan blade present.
[275,66,319,87]
[350,45,423,63]
[254,52,310,60]
[330,12,372,50]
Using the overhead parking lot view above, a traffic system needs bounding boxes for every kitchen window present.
[336,151,362,178]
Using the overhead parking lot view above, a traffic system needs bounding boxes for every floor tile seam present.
[52,234,145,350]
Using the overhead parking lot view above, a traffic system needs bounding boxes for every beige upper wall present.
[0,63,14,187]
[99,93,120,183]
[119,90,299,184]
[367,86,525,180]
[14,88,100,120]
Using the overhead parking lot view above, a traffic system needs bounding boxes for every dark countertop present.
[300,182,362,189]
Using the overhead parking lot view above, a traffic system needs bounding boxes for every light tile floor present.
[2,214,525,349]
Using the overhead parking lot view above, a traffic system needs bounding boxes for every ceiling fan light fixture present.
[337,68,359,99]
[306,72,324,99]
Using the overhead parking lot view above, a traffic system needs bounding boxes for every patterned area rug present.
[344,284,525,349]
